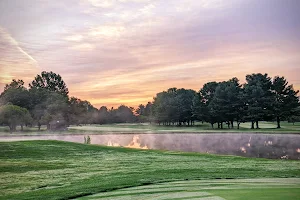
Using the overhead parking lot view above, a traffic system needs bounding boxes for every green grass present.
[68,121,300,134]
[0,140,300,199]
[1,121,299,136]
[78,179,300,200]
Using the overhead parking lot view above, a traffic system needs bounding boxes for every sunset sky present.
[0,0,300,108]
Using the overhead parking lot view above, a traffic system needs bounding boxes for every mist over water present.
[1,133,300,160]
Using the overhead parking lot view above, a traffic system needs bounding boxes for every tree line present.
[0,71,299,132]
[0,71,145,132]
[150,74,299,129]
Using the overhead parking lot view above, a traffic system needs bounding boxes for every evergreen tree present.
[244,73,274,129]
[272,76,299,128]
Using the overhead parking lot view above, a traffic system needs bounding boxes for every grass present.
[78,179,300,200]
[1,121,300,136]
[0,140,300,199]
[68,121,300,134]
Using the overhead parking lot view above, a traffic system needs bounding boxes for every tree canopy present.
[0,104,32,133]
[29,71,69,96]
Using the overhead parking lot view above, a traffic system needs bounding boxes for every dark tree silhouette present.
[272,76,299,128]
[29,71,69,96]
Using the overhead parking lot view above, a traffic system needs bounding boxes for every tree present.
[114,105,136,123]
[227,78,245,129]
[209,78,243,129]
[136,102,153,123]
[19,108,32,131]
[152,91,171,125]
[136,104,148,123]
[192,92,204,122]
[28,90,69,130]
[98,106,110,124]
[243,73,274,129]
[3,79,25,91]
[0,105,32,133]
[144,102,153,117]
[153,88,196,126]
[136,104,145,116]
[0,80,31,110]
[80,100,98,124]
[29,71,69,96]
[208,82,228,128]
[68,97,85,125]
[199,82,219,128]
[288,106,300,125]
[272,76,299,128]
[176,88,196,125]
[68,97,97,125]
[152,88,179,125]
[27,88,51,130]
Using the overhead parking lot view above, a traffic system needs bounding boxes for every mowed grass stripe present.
[160,178,300,184]
[117,183,297,193]
[118,178,300,192]
[79,184,299,199]
[81,192,214,200]
[82,188,211,198]
[79,179,300,200]
[212,188,300,200]
[163,195,223,200]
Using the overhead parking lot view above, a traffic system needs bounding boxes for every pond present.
[1,133,300,160]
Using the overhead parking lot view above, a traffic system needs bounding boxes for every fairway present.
[67,122,300,133]
[1,140,300,200]
[1,121,300,136]
[78,178,300,200]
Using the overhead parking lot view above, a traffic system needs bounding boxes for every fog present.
[1,133,300,160]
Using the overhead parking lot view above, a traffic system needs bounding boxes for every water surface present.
[1,133,300,159]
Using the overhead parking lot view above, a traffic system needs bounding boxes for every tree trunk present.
[9,124,16,133]
[21,124,24,131]
[38,122,41,131]
[218,123,220,129]
[231,121,234,129]
[221,122,223,129]
[211,123,214,128]
[251,121,254,129]
[47,123,50,130]
[237,122,240,129]
[277,116,281,128]
[256,121,259,129]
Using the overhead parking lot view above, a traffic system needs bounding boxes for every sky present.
[0,0,300,108]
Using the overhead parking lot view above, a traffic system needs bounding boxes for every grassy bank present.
[68,121,300,134]
[0,121,300,136]
[0,140,299,199]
